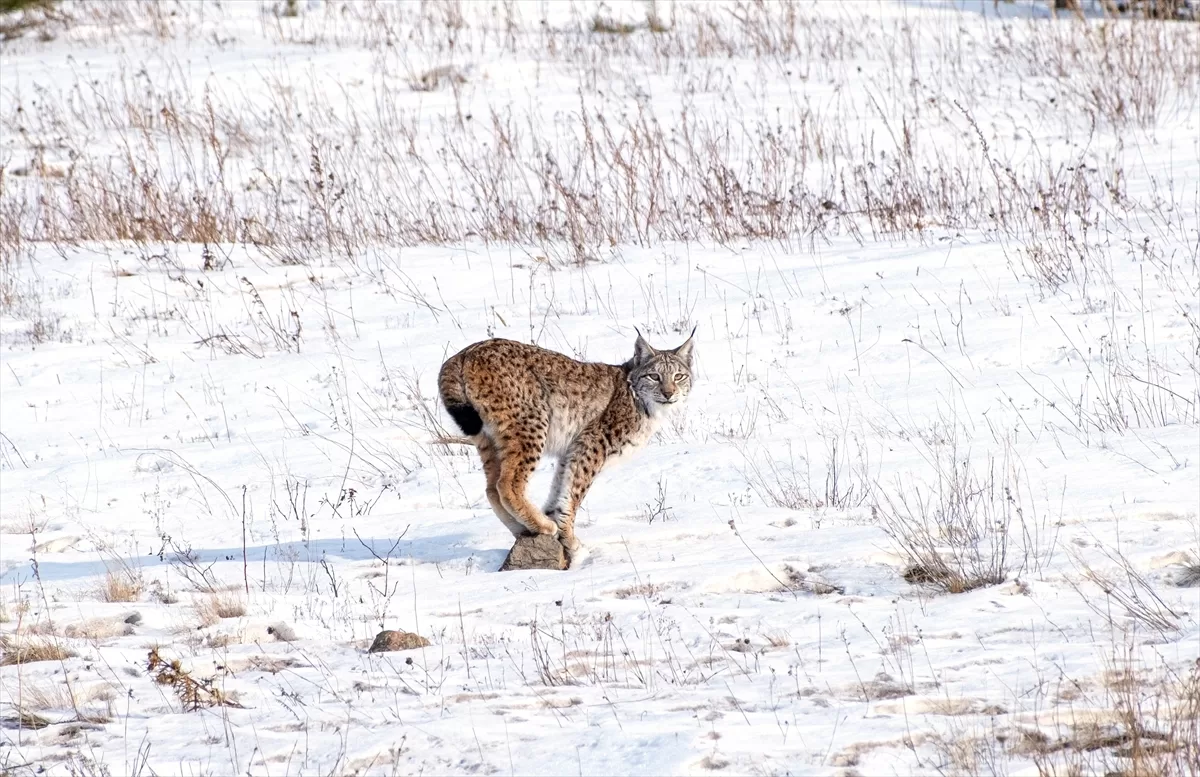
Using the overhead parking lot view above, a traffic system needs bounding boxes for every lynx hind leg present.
[494,417,559,537]
[477,435,529,538]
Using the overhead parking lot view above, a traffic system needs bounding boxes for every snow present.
[1,1,1198,775]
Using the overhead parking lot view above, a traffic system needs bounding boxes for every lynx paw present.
[558,529,581,553]
[543,507,568,534]
[564,542,589,567]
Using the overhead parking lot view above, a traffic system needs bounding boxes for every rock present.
[33,535,82,554]
[368,629,430,653]
[124,612,143,626]
[266,623,298,642]
[63,617,134,639]
[499,533,568,572]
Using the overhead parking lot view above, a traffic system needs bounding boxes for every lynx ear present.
[633,328,656,362]
[673,327,696,364]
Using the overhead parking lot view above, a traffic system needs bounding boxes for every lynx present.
[438,331,695,555]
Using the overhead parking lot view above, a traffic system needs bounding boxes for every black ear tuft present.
[633,328,656,362]
[674,327,696,363]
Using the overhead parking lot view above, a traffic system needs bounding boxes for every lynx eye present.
[673,373,685,381]
[648,373,661,382]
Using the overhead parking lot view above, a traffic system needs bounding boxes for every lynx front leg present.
[554,427,610,554]
[544,458,576,550]
[544,457,573,520]
[477,435,528,538]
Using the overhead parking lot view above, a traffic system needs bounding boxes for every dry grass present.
[0,710,54,731]
[194,592,246,626]
[1016,658,1200,776]
[17,681,117,724]
[741,434,868,512]
[2,2,1194,266]
[0,3,1195,770]
[0,0,61,43]
[612,582,665,600]
[923,654,1199,776]
[761,629,791,648]
[1070,544,1183,637]
[782,565,843,596]
[407,64,468,92]
[0,636,75,666]
[1063,0,1200,22]
[1170,559,1200,588]
[873,437,1036,595]
[96,566,143,602]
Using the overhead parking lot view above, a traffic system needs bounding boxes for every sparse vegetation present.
[1005,651,1200,776]
[873,439,1035,594]
[194,593,246,626]
[0,0,1196,773]
[14,681,117,725]
[1072,544,1184,635]
[2,2,1194,266]
[0,0,58,43]
[97,566,143,603]
[1172,560,1200,588]
[0,636,75,666]
[611,581,664,600]
[147,648,241,711]
[406,64,468,92]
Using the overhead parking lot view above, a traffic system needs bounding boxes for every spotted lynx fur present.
[438,331,695,556]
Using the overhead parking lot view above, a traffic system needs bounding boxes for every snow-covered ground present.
[1,1,1198,774]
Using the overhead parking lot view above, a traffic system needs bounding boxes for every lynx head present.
[628,328,696,411]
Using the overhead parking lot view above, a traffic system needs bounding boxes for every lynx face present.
[630,330,695,410]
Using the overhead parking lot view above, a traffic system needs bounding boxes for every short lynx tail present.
[438,354,483,436]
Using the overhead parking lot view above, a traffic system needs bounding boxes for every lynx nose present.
[661,383,676,400]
